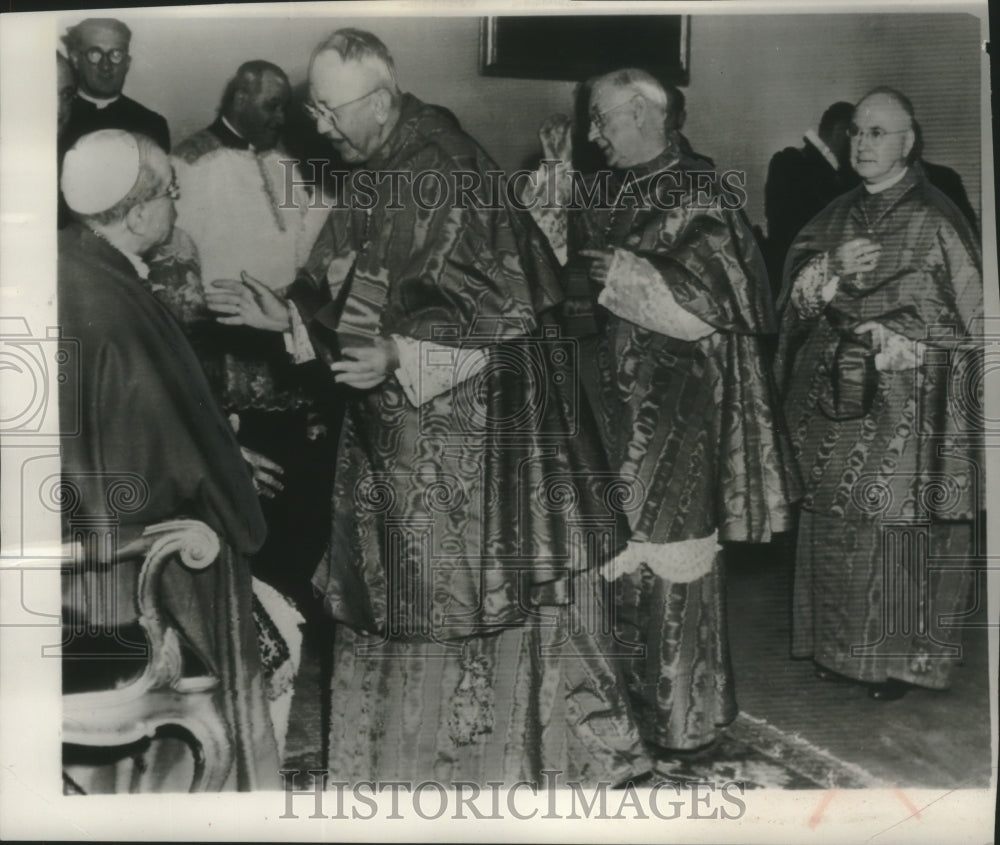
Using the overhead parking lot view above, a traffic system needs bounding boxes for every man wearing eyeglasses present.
[550,68,799,755]
[57,129,280,790]
[776,87,982,701]
[206,27,651,786]
[60,18,170,154]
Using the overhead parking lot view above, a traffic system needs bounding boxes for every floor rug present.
[653,712,886,789]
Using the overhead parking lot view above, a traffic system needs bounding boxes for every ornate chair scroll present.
[62,519,233,793]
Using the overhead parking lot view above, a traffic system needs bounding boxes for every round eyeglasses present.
[847,125,909,144]
[589,99,637,132]
[83,47,128,66]
[304,88,382,129]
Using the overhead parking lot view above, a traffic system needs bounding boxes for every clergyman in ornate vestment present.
[775,88,982,701]
[529,69,800,752]
[206,29,651,785]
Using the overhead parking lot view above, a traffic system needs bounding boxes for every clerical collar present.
[87,225,150,278]
[221,116,255,152]
[804,130,839,171]
[864,167,909,194]
[77,89,120,109]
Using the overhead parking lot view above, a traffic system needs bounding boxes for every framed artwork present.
[480,15,690,84]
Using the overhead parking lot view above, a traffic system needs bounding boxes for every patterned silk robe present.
[290,94,649,784]
[776,166,983,688]
[562,146,801,749]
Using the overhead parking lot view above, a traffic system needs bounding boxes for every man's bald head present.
[850,86,917,185]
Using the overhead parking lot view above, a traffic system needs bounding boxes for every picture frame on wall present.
[480,15,690,83]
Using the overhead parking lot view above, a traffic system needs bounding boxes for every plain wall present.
[75,11,983,231]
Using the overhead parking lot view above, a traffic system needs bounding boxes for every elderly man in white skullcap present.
[58,129,296,791]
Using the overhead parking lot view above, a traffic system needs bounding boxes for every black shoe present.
[868,680,909,701]
[814,664,855,684]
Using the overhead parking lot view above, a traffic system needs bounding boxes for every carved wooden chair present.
[62,519,233,793]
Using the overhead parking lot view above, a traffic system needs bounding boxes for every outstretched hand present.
[240,446,285,499]
[205,271,291,332]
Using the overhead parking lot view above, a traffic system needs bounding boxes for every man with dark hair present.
[663,82,714,167]
[776,87,982,701]
[60,18,170,153]
[764,100,860,293]
[146,61,331,720]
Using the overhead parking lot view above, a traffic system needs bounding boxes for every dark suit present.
[920,159,978,231]
[764,140,860,296]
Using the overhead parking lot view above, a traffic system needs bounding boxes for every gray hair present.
[63,18,132,53]
[598,68,669,114]
[311,28,400,95]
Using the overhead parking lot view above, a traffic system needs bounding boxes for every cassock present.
[563,145,801,749]
[288,94,650,784]
[61,93,171,153]
[59,224,279,789]
[775,165,982,688]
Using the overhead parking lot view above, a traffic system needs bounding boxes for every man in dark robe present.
[59,129,278,788]
[775,88,982,701]
[540,69,800,751]
[206,28,650,785]
[764,101,860,296]
[148,60,335,618]
[60,18,171,153]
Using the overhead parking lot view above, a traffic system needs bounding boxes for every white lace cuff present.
[283,305,317,363]
[866,323,925,371]
[392,335,490,407]
[520,161,570,266]
[600,533,720,583]
[598,249,716,341]
[790,253,839,318]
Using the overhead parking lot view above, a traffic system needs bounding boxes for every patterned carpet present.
[653,712,884,789]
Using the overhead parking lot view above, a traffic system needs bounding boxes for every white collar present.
[864,167,909,195]
[89,227,150,278]
[222,116,256,152]
[117,247,150,279]
[803,130,839,171]
[78,89,120,109]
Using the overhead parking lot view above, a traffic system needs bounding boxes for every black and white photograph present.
[0,1,995,841]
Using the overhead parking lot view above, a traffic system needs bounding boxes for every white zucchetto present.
[61,129,140,215]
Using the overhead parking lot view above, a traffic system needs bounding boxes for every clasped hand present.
[205,271,290,332]
[329,337,400,390]
[579,248,614,285]
[830,238,881,277]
